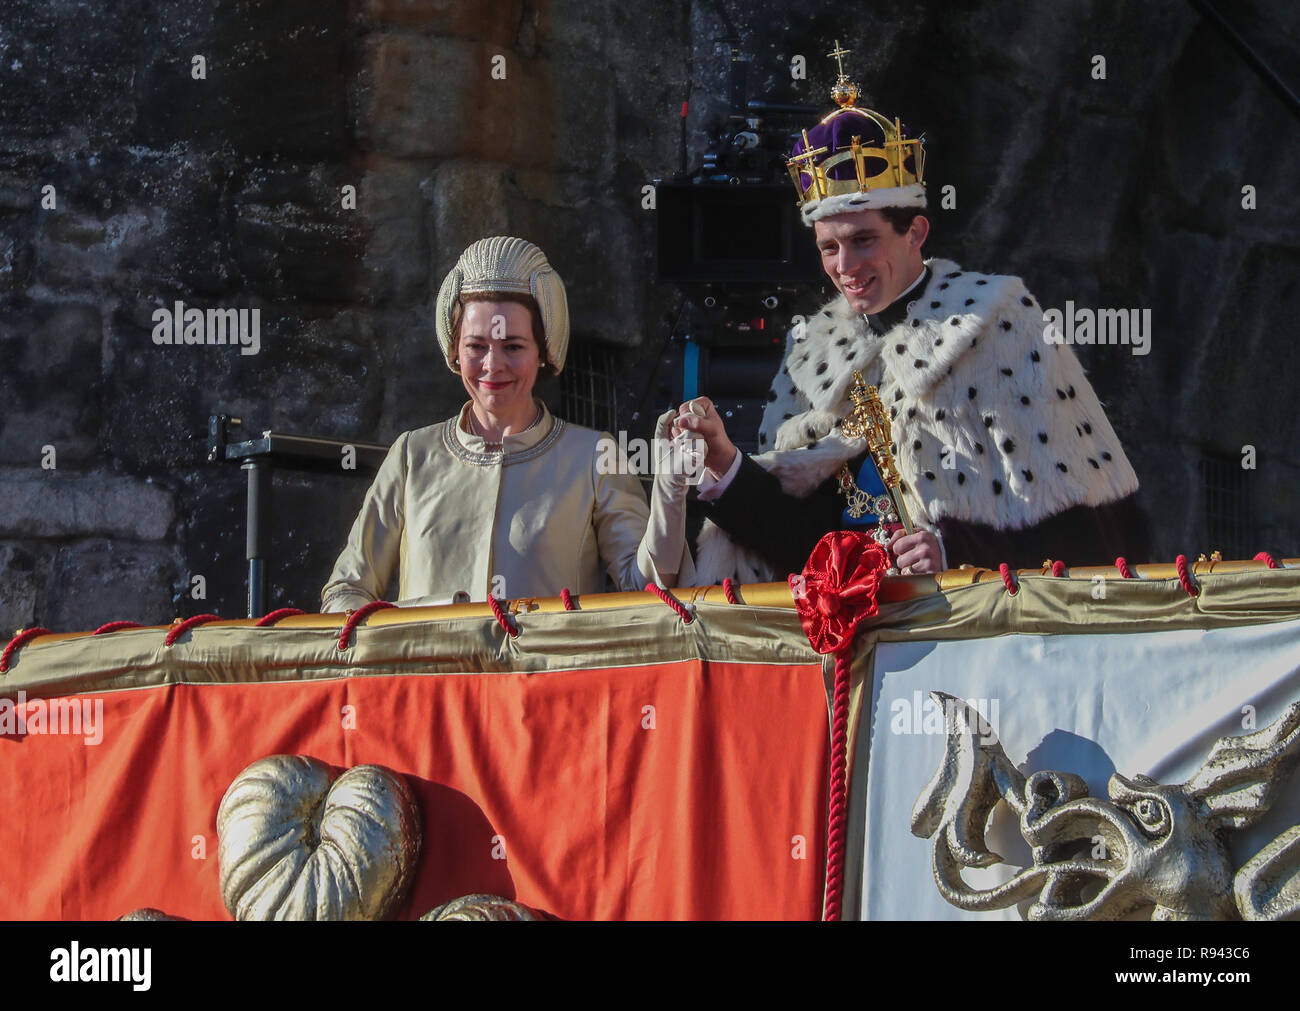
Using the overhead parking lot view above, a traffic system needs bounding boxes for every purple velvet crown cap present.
[790,109,920,193]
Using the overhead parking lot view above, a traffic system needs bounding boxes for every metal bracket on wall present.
[207,414,389,618]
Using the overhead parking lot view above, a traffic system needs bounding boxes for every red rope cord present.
[93,621,142,635]
[645,583,693,623]
[1115,556,1134,579]
[722,578,740,604]
[1255,551,1280,569]
[1175,554,1199,597]
[164,614,222,647]
[559,588,576,611]
[255,608,305,627]
[1050,560,1066,578]
[998,563,1018,596]
[337,600,396,650]
[487,595,519,638]
[0,627,52,674]
[823,649,852,921]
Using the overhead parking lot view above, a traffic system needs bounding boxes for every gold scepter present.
[838,370,915,535]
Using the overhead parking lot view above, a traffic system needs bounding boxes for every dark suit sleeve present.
[698,454,850,576]
[938,492,1152,570]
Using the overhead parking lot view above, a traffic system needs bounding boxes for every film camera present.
[652,47,824,454]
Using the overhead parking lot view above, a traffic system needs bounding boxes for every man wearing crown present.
[676,49,1149,581]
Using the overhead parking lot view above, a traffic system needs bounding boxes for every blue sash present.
[842,454,891,528]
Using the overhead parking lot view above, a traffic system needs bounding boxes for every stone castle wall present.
[1,0,1296,631]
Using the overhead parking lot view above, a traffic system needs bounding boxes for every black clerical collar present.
[865,265,930,334]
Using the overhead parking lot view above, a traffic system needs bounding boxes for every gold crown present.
[786,41,926,208]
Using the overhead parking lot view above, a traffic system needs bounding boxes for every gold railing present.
[15,556,1296,644]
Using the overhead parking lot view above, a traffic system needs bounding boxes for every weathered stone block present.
[358,158,431,306]
[550,59,615,178]
[0,470,175,541]
[428,159,510,276]
[356,34,553,164]
[131,0,349,158]
[46,539,183,631]
[358,34,476,159]
[0,542,45,634]
[534,2,605,62]
[0,412,100,468]
[263,313,386,436]
[0,301,103,465]
[0,0,141,153]
[30,158,181,290]
[373,305,464,436]
[357,0,525,46]
[232,205,365,305]
[34,151,227,299]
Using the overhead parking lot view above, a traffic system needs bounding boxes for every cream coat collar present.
[447,400,564,466]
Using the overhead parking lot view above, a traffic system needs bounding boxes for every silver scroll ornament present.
[217,755,422,920]
[420,894,541,921]
[118,908,185,921]
[910,691,1300,920]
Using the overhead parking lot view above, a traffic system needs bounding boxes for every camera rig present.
[653,38,825,452]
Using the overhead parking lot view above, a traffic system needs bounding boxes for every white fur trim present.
[697,257,1142,581]
[757,431,865,498]
[695,518,778,585]
[801,184,927,226]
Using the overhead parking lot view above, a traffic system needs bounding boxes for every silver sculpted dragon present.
[910,691,1300,920]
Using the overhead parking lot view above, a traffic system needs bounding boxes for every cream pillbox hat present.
[435,236,570,374]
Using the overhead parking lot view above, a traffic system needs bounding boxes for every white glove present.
[636,408,698,586]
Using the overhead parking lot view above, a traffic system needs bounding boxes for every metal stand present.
[208,415,388,617]
[242,458,270,617]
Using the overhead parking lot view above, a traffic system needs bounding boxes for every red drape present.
[0,659,828,920]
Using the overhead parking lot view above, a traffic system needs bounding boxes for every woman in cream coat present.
[320,236,694,612]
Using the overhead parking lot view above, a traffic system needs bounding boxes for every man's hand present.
[888,528,943,575]
[672,397,738,476]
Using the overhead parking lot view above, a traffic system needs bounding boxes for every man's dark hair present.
[878,206,925,236]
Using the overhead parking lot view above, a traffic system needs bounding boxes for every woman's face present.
[456,300,542,420]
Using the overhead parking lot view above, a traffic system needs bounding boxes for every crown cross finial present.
[827,41,860,109]
[788,146,828,168]
[787,128,831,197]
[789,129,828,166]
[828,40,851,77]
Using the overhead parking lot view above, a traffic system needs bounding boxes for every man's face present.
[814,209,929,315]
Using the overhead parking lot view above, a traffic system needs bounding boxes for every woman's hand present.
[642,407,692,585]
[653,408,695,490]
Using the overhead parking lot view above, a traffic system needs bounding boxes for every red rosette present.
[790,531,890,655]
